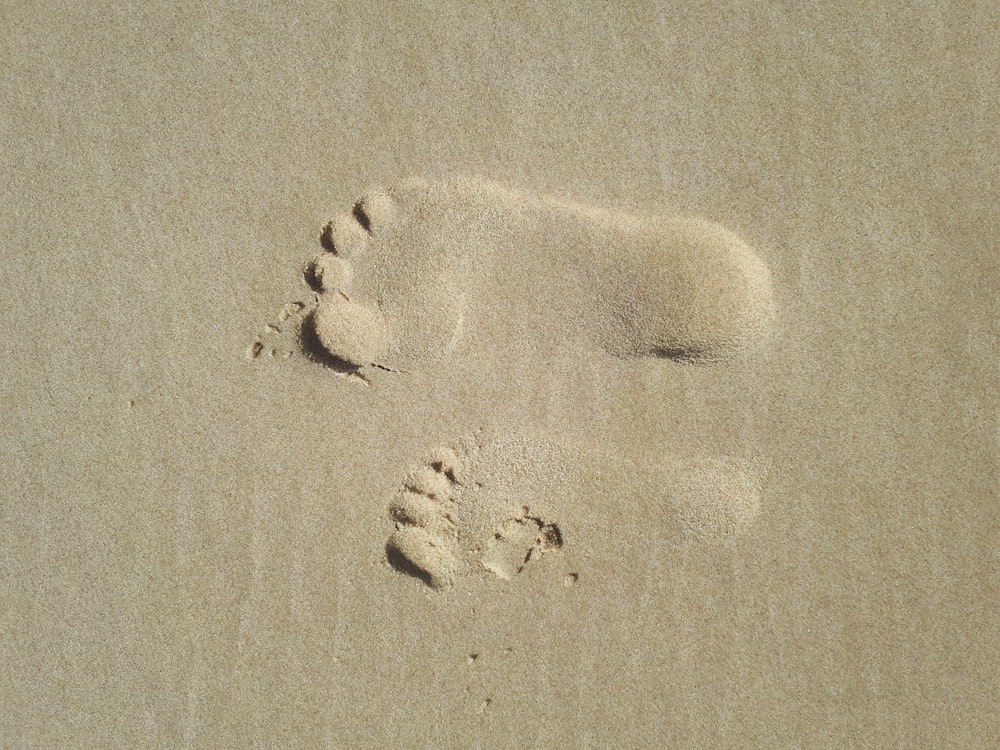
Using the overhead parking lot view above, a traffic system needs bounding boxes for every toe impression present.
[324,213,369,257]
[308,254,353,293]
[353,190,397,233]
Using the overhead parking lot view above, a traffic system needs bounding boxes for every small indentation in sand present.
[323,213,369,257]
[386,526,456,590]
[247,302,307,362]
[403,465,455,501]
[353,190,397,234]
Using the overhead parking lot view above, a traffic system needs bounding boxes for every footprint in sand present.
[385,433,763,590]
[282,176,775,589]
[385,434,568,590]
[303,176,774,373]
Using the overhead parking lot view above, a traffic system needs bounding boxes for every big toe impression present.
[311,298,389,367]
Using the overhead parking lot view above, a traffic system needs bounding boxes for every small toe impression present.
[353,190,397,234]
[307,254,353,293]
[323,213,369,257]
[311,298,389,368]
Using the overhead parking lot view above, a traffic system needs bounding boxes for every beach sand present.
[2,2,997,747]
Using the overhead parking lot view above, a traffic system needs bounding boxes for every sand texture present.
[2,2,998,748]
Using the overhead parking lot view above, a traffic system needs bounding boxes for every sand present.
[2,2,998,748]
[310,177,772,588]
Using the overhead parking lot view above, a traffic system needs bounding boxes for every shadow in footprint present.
[386,541,436,588]
[351,201,372,233]
[303,261,325,293]
[652,344,712,364]
[319,223,338,253]
[299,310,363,375]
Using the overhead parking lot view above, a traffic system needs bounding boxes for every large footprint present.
[385,432,763,590]
[305,177,774,373]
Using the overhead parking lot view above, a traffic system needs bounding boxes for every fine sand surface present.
[2,3,998,748]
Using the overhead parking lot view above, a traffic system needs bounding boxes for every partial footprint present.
[305,176,775,375]
[385,433,763,590]
[480,515,563,581]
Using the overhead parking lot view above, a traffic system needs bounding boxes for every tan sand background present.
[2,2,997,747]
